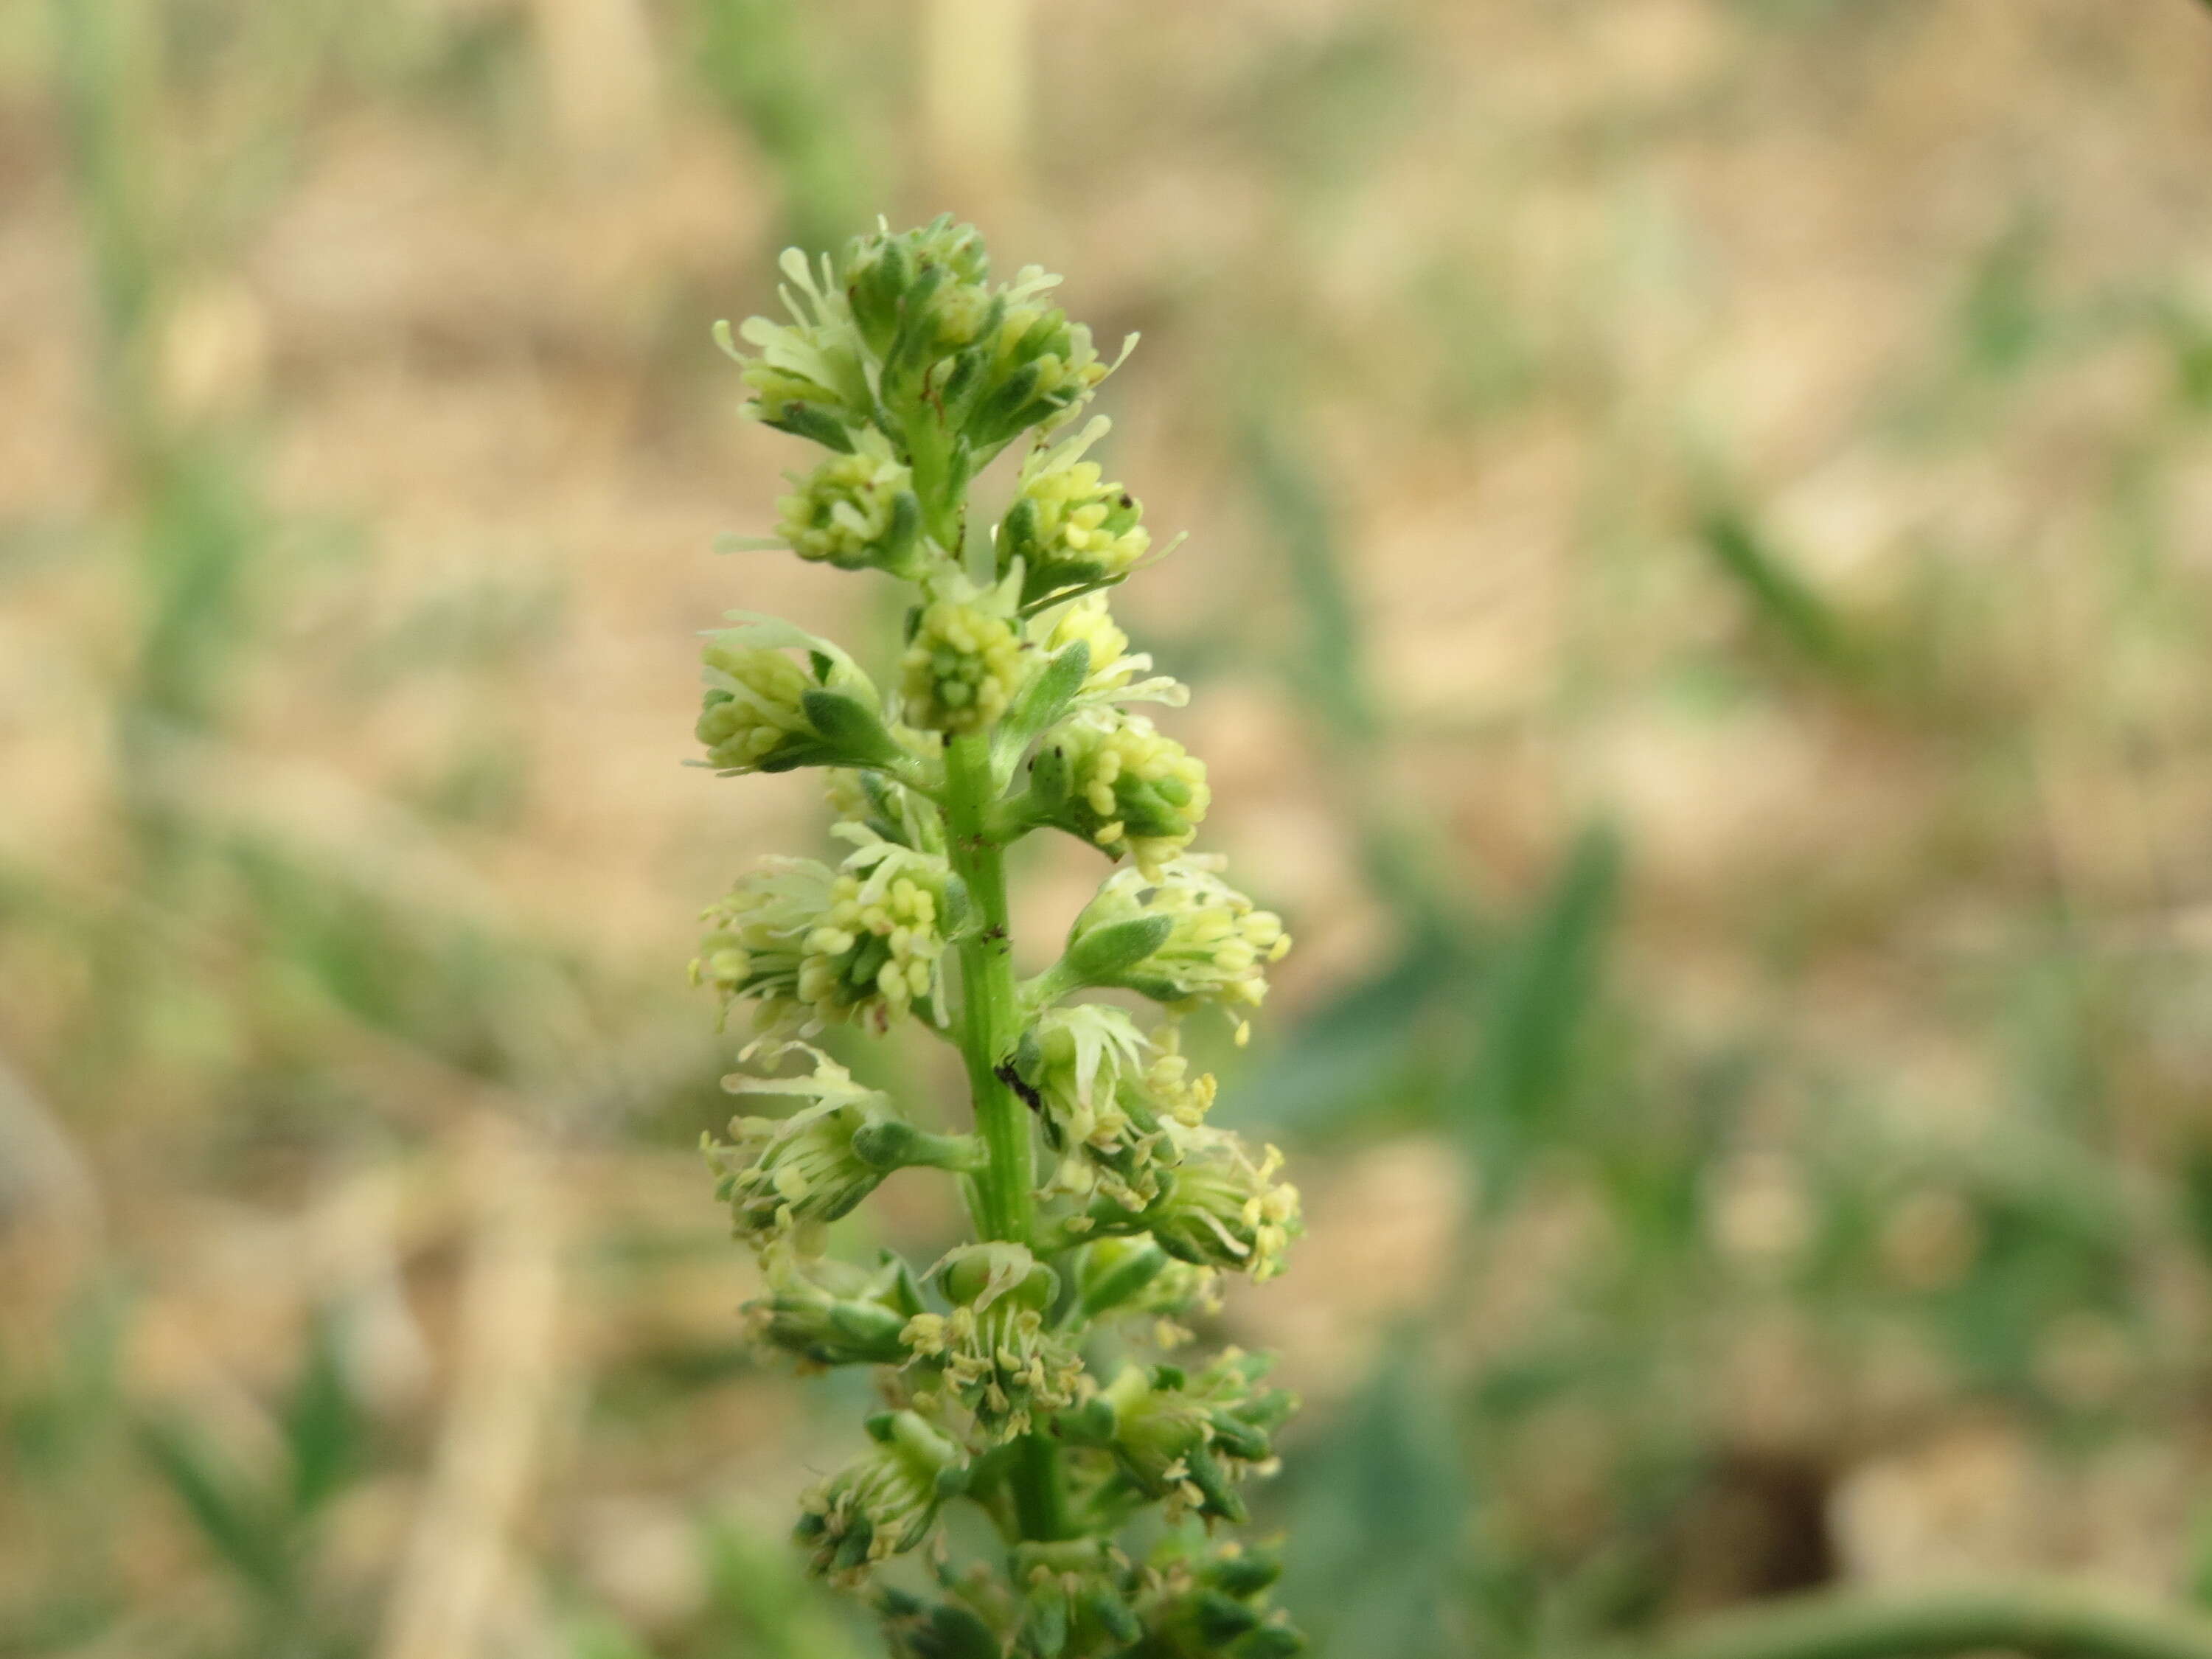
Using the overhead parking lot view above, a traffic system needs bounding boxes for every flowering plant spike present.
[696,218,1306,1658]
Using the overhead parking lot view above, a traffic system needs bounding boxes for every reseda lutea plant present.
[693,219,1307,1659]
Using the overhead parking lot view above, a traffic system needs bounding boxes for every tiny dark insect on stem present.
[995,1060,1044,1113]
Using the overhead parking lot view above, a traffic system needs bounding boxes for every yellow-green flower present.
[1049,710,1211,878]
[692,830,950,1037]
[1061,1353,1295,1523]
[1021,1005,1217,1210]
[1030,594,1187,709]
[1001,417,1152,604]
[717,247,873,447]
[706,1047,896,1245]
[696,616,907,777]
[696,641,815,773]
[1141,1130,1301,1281]
[902,1243,1084,1440]
[748,1251,925,1368]
[1065,858,1287,1041]
[963,268,1128,445]
[776,430,924,574]
[843,215,992,357]
[795,1410,965,1583]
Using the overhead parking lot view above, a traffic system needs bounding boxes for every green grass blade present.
[284,1313,359,1517]
[1460,823,1624,1176]
[139,1416,292,1601]
[1698,501,1854,675]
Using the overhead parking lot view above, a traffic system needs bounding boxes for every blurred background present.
[7,0,2212,1655]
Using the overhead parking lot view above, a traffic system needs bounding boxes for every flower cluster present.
[1048,710,1211,878]
[1032,595,1188,711]
[748,1250,925,1368]
[705,1048,897,1246]
[1133,1131,1302,1282]
[901,1244,1084,1439]
[797,1409,967,1584]
[690,221,1307,1659]
[693,830,952,1038]
[1067,859,1291,1039]
[723,215,1132,466]
[1018,1005,1217,1211]
[902,580,1029,735]
[1060,1352,1296,1523]
[695,616,911,778]
[776,431,923,574]
[1001,417,1153,605]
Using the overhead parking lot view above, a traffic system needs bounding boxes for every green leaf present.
[285,1310,358,1516]
[1285,1344,1466,1659]
[1242,422,1377,745]
[1699,502,1855,676]
[139,1416,291,1599]
[1217,925,1467,1135]
[1458,823,1623,1185]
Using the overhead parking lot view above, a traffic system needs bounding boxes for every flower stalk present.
[692,218,1304,1658]
[945,729,1037,1250]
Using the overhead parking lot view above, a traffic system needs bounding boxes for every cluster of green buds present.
[694,219,1306,1658]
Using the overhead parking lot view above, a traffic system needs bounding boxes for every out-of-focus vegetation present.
[6,1,2212,1656]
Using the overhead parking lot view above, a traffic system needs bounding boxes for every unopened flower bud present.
[1070,1237,1172,1323]
[874,1590,1003,1659]
[1231,1621,1309,1658]
[1203,1543,1285,1601]
[843,215,992,356]
[1012,1540,1143,1656]
[1131,1539,1308,1658]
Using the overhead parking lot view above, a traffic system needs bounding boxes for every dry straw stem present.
[378,1116,566,1659]
[527,0,661,168]
[1602,1582,2212,1659]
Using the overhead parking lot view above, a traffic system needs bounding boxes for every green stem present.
[1598,1584,2212,1659]
[942,733,1033,1246]
[944,732,1071,1544]
[1009,1432,1071,1542]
